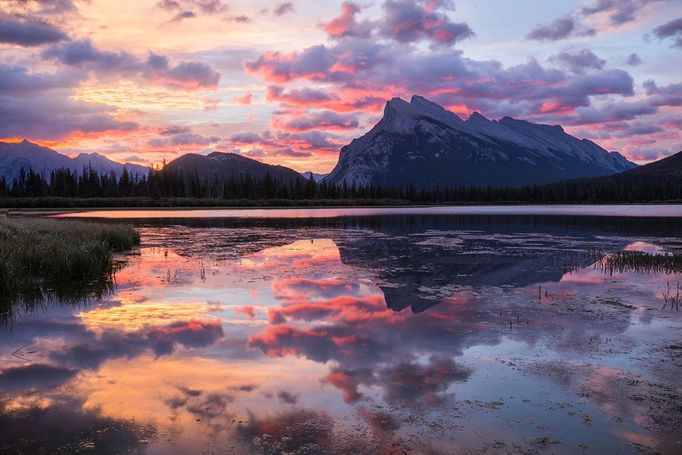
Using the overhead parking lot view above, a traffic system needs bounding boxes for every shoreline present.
[5,200,682,215]
[7,203,682,220]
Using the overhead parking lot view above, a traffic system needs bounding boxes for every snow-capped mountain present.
[325,96,636,188]
[0,140,148,181]
[300,171,328,182]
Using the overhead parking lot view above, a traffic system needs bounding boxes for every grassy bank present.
[0,217,139,303]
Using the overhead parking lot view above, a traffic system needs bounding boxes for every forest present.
[0,163,680,207]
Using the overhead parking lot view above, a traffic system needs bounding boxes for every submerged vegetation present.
[0,217,139,312]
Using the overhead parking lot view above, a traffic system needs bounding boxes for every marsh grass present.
[0,217,139,313]
[559,249,682,282]
[599,250,682,275]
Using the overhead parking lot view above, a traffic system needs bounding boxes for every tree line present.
[0,164,679,204]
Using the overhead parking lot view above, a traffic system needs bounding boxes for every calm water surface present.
[2,207,682,454]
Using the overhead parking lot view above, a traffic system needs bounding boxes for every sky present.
[0,0,681,173]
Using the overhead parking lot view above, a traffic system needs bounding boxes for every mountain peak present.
[410,95,464,125]
[410,94,436,108]
[207,151,243,161]
[166,150,303,184]
[382,95,464,130]
[384,97,412,114]
[467,112,489,122]
[0,141,148,181]
[325,95,637,188]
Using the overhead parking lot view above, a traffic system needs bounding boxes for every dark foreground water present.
[2,207,682,454]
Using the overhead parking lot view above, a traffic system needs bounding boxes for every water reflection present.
[1,214,681,454]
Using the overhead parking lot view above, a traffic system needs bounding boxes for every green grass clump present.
[0,217,139,300]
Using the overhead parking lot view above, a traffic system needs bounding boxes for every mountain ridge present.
[325,95,636,188]
[0,140,148,181]
[165,151,305,184]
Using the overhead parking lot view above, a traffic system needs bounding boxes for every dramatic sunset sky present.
[1,0,681,172]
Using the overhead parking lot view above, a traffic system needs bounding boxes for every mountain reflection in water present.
[1,213,681,454]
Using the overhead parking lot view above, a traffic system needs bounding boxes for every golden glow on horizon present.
[74,82,215,112]
[75,1,326,54]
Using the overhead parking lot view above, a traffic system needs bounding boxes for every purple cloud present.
[43,40,221,89]
[230,132,263,144]
[528,16,575,41]
[229,15,251,23]
[5,0,78,15]
[245,44,338,83]
[551,49,606,72]
[625,53,642,65]
[582,0,655,26]
[653,17,682,48]
[643,79,682,106]
[273,2,295,16]
[572,101,658,124]
[274,110,360,131]
[148,131,220,147]
[157,0,228,15]
[145,53,221,89]
[171,10,196,21]
[0,64,138,139]
[267,86,334,105]
[381,0,474,47]
[0,14,67,46]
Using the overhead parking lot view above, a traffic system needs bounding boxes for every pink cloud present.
[323,1,372,39]
[235,305,255,319]
[232,92,253,105]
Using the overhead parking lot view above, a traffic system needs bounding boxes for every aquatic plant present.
[0,217,139,311]
[599,250,682,275]
[661,280,681,310]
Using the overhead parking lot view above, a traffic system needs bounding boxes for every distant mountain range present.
[325,95,636,188]
[300,171,328,182]
[166,152,304,184]
[0,96,663,194]
[0,141,304,186]
[0,140,147,181]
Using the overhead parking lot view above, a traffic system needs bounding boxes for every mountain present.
[300,171,328,182]
[616,150,682,178]
[537,150,681,202]
[0,140,147,181]
[325,95,636,188]
[166,151,304,184]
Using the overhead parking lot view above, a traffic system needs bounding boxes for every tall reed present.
[0,217,140,299]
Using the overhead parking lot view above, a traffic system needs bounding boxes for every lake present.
[2,206,682,454]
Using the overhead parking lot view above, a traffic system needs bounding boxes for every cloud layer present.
[0,0,679,168]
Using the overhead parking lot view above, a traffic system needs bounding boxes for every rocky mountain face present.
[0,140,147,181]
[325,96,636,188]
[166,151,304,184]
